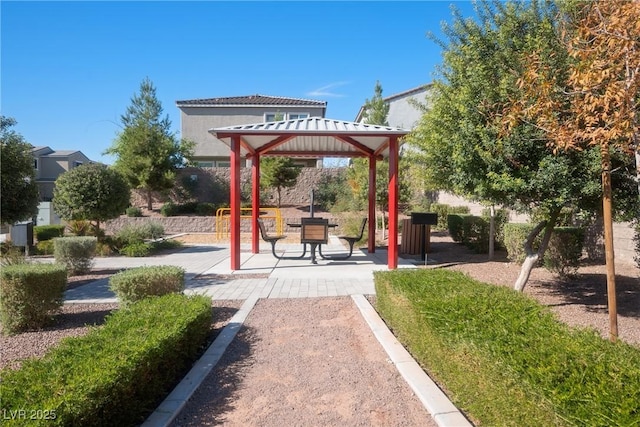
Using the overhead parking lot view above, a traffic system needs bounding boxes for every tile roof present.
[176,94,327,107]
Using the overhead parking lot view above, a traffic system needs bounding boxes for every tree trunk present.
[488,205,495,260]
[601,145,618,341]
[147,189,153,211]
[513,209,560,292]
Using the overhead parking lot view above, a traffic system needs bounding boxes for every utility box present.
[10,221,34,248]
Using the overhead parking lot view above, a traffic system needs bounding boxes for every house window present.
[196,161,214,167]
[265,112,285,122]
[216,161,231,168]
[264,112,309,122]
[73,161,83,168]
[34,159,39,170]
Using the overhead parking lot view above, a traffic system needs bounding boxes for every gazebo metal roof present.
[210,117,409,159]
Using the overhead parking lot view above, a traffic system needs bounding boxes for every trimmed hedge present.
[0,263,67,335]
[53,236,97,275]
[543,227,585,278]
[504,224,585,276]
[431,203,470,231]
[109,265,185,306]
[0,294,212,426]
[374,269,640,426]
[33,225,65,242]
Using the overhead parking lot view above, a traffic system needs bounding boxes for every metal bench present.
[319,218,367,260]
[257,218,307,260]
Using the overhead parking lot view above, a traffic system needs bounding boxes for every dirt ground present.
[170,298,437,427]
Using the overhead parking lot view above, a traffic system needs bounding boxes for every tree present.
[502,0,640,340]
[105,77,193,210]
[407,0,633,291]
[53,163,130,235]
[0,116,39,225]
[260,157,301,207]
[349,81,411,238]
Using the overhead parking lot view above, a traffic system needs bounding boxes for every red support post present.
[251,154,260,254]
[368,155,376,253]
[230,135,241,270]
[388,136,399,269]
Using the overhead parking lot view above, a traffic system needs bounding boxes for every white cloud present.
[306,81,350,98]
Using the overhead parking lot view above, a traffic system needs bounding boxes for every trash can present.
[10,221,34,249]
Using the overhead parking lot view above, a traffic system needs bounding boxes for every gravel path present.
[170,297,436,427]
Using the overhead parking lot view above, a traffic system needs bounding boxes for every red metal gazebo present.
[210,117,408,270]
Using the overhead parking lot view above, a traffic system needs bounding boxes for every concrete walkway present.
[64,237,471,427]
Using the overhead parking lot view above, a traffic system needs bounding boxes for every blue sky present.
[2,1,477,165]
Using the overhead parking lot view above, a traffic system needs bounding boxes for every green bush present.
[195,202,216,216]
[1,242,28,266]
[481,207,510,248]
[126,207,143,217]
[374,269,640,427]
[109,265,185,305]
[34,225,65,241]
[0,263,67,334]
[432,203,470,230]
[0,294,211,426]
[503,223,538,263]
[543,227,585,278]
[160,202,178,217]
[461,215,489,253]
[35,240,55,255]
[116,222,164,244]
[447,213,468,242]
[634,220,640,269]
[65,219,94,236]
[119,242,152,257]
[53,236,97,275]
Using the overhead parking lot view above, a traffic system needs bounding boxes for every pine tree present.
[106,78,193,210]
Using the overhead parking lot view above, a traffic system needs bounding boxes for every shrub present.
[126,207,143,217]
[503,223,538,263]
[35,240,55,255]
[374,269,640,427]
[0,294,211,426]
[481,207,510,248]
[65,219,94,236]
[53,236,97,275]
[115,222,165,246]
[543,227,585,278]
[634,219,640,269]
[0,242,28,266]
[33,225,65,241]
[462,215,490,253]
[119,242,152,257]
[109,265,185,305]
[447,213,468,242]
[432,203,470,231]
[0,263,67,334]
[160,202,178,217]
[195,202,216,216]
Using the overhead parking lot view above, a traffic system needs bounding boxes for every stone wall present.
[129,167,345,208]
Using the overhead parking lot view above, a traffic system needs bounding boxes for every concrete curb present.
[351,294,472,427]
[141,295,260,427]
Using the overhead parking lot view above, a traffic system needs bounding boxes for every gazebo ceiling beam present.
[240,137,255,156]
[256,135,297,155]
[335,135,375,156]
[250,151,379,158]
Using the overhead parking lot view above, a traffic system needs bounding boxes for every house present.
[355,84,431,129]
[355,84,489,216]
[176,94,327,168]
[31,146,93,225]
